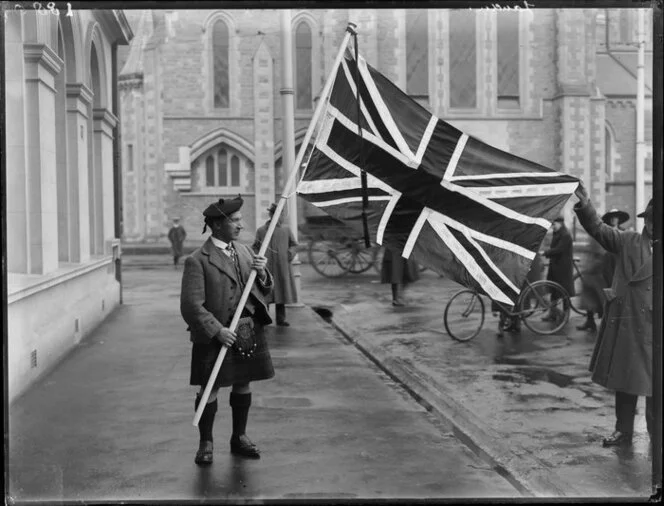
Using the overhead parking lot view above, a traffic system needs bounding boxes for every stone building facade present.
[5,10,132,402]
[118,8,653,245]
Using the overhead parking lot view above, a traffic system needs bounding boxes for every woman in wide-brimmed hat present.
[576,208,630,332]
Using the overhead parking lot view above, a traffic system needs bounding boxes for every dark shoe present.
[576,320,597,331]
[392,300,405,307]
[230,434,261,459]
[276,321,290,327]
[602,431,633,447]
[195,440,213,465]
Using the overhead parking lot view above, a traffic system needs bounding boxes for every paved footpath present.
[301,264,655,499]
[8,259,519,503]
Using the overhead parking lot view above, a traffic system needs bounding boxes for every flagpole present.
[194,22,357,426]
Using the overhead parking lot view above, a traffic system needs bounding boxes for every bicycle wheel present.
[348,239,377,274]
[444,289,485,342]
[519,280,570,335]
[308,239,352,278]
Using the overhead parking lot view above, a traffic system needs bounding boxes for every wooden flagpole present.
[193,22,357,426]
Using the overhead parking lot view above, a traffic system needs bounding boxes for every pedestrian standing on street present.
[168,217,187,267]
[540,216,574,322]
[381,246,419,306]
[252,203,298,327]
[576,208,628,332]
[180,196,275,464]
[574,183,653,447]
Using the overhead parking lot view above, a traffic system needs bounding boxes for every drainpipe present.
[635,9,645,231]
[280,9,303,306]
[112,40,123,304]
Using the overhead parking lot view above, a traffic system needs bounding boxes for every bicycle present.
[443,280,571,342]
[308,236,380,278]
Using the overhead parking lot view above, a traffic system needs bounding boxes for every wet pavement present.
[8,256,521,502]
[301,264,654,498]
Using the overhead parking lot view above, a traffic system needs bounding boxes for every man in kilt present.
[181,196,275,464]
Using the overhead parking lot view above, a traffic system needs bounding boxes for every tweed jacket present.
[181,237,274,345]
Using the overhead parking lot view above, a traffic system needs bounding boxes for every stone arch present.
[189,128,255,163]
[202,10,237,34]
[59,12,83,83]
[84,22,108,108]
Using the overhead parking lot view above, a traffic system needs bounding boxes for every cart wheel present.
[308,238,353,278]
[519,280,570,335]
[444,289,485,342]
[348,239,377,274]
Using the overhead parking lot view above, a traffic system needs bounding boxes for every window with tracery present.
[295,21,313,110]
[496,11,520,109]
[200,145,247,190]
[213,19,230,108]
[449,10,477,109]
[406,9,429,97]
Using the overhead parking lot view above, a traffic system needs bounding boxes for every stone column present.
[23,43,63,274]
[66,83,94,263]
[253,41,275,226]
[93,108,119,256]
[5,14,29,274]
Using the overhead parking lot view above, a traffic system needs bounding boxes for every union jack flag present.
[296,52,579,305]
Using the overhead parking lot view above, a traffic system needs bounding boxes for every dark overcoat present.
[168,226,186,257]
[575,200,653,396]
[380,247,419,284]
[579,238,614,315]
[253,222,297,305]
[543,225,574,296]
[181,238,275,388]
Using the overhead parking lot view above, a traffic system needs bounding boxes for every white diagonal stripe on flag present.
[377,193,402,245]
[298,177,384,194]
[414,116,438,165]
[402,208,431,259]
[442,134,469,180]
[340,58,380,137]
[356,55,416,159]
[441,180,552,229]
[327,105,418,169]
[428,217,514,305]
[431,214,521,294]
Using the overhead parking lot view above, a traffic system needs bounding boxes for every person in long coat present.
[168,217,187,267]
[252,203,298,326]
[574,183,653,447]
[181,196,274,464]
[576,208,628,331]
[541,216,574,321]
[381,246,419,306]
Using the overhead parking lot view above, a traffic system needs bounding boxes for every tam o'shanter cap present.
[637,198,653,218]
[203,195,244,219]
[602,208,629,225]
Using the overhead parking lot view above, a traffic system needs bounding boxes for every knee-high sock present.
[229,392,252,437]
[195,394,218,442]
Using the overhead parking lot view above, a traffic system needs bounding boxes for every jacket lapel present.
[201,238,239,282]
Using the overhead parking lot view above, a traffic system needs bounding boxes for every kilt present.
[190,322,274,388]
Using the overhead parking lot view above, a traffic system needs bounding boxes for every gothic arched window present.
[295,21,313,110]
[206,156,215,186]
[199,145,248,190]
[213,20,230,108]
[496,11,520,109]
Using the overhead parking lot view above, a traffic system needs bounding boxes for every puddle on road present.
[494,356,530,366]
[491,367,574,388]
